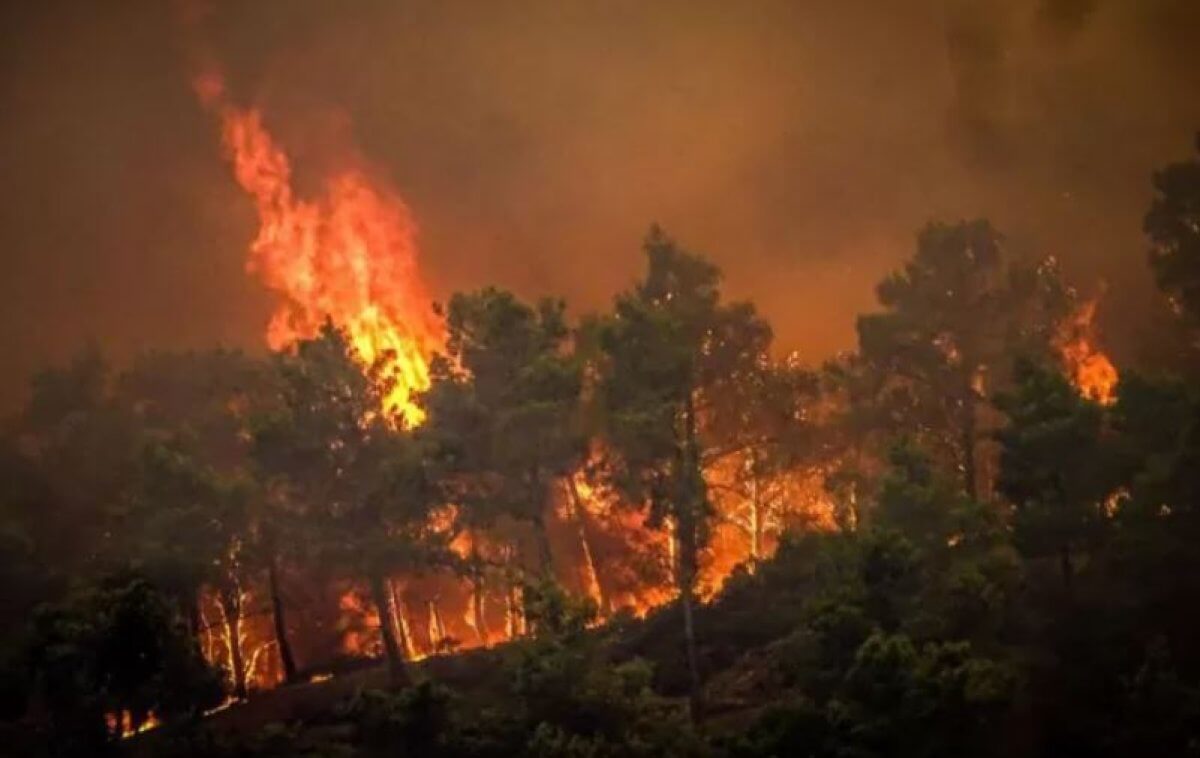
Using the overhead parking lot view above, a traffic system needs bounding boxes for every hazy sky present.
[1,0,1198,407]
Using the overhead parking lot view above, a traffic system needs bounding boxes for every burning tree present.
[854,220,1077,501]
[703,353,826,578]
[593,226,775,719]
[116,349,299,696]
[254,322,445,685]
[196,68,443,426]
[26,576,223,749]
[422,287,587,590]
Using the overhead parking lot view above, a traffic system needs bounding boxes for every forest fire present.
[8,6,1200,754]
[106,710,159,740]
[194,70,442,423]
[187,61,1111,708]
[198,587,283,694]
[191,69,783,676]
[1059,298,1120,404]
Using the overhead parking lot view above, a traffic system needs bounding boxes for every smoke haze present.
[1,0,1198,406]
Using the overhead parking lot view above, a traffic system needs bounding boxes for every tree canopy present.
[7,140,1200,757]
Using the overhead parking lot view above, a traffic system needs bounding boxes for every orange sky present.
[1,0,1198,408]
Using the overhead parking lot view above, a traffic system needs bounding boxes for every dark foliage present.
[7,139,1200,756]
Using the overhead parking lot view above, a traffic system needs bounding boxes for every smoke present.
[1038,0,1102,40]
[945,0,1012,167]
[1,0,1198,408]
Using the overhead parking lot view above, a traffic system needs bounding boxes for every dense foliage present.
[3,139,1200,756]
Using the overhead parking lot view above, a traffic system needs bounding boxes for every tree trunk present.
[566,475,610,613]
[469,556,489,644]
[677,515,704,723]
[428,600,448,652]
[749,501,762,571]
[505,584,521,638]
[389,579,417,660]
[505,587,517,639]
[368,571,410,687]
[267,557,298,685]
[218,585,248,700]
[844,445,866,531]
[504,550,526,640]
[679,390,705,722]
[748,451,763,571]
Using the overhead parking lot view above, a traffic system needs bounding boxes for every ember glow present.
[195,71,442,423]
[107,710,159,740]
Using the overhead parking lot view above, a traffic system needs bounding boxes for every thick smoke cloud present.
[1,0,1198,408]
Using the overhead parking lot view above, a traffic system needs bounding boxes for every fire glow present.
[1060,298,1119,404]
[193,71,835,687]
[195,70,441,424]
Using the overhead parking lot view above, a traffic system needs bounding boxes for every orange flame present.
[197,586,283,694]
[189,67,844,680]
[196,70,442,422]
[107,709,160,739]
[1059,299,1118,404]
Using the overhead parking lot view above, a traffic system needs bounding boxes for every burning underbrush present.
[175,74,1119,702]
[198,466,838,696]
